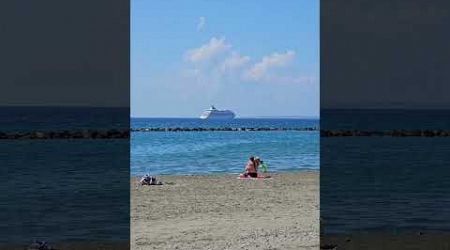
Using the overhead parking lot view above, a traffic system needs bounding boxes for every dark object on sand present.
[320,244,338,250]
[27,240,55,250]
[139,174,163,185]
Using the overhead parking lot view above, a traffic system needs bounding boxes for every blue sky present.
[131,0,319,117]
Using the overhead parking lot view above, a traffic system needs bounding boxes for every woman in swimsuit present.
[244,156,258,178]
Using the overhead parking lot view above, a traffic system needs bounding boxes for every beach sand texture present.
[131,172,319,250]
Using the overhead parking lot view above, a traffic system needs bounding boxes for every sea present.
[321,109,450,235]
[0,107,129,244]
[131,118,320,176]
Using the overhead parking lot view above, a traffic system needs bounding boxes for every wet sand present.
[131,171,319,250]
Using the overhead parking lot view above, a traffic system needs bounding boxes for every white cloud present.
[245,50,296,81]
[197,17,206,31]
[220,52,250,73]
[183,39,310,86]
[185,37,231,63]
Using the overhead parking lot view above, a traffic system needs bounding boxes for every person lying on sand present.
[139,174,163,185]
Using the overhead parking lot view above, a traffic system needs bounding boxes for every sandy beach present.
[131,171,319,250]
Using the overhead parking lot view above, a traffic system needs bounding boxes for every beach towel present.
[238,173,271,179]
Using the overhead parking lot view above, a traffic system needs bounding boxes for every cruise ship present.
[200,105,236,119]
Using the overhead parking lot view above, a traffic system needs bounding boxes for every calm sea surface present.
[1,107,129,243]
[321,109,450,234]
[131,118,320,176]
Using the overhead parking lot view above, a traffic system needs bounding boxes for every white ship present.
[200,105,236,119]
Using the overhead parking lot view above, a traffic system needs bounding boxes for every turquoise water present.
[131,118,319,176]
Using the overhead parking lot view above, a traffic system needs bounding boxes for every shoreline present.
[130,168,319,178]
[131,171,319,249]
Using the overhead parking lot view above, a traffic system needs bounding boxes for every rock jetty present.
[321,129,450,137]
[0,129,129,140]
[4,128,447,139]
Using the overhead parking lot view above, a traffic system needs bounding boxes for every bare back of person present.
[245,160,256,173]
[243,156,258,178]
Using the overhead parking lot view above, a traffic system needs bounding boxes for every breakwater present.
[0,129,129,139]
[321,129,450,137]
[3,128,450,139]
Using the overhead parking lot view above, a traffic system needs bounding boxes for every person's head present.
[255,157,260,164]
[249,156,255,161]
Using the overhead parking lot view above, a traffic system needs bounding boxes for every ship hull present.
[200,111,235,119]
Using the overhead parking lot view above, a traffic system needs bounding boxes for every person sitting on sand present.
[254,156,261,169]
[259,160,269,176]
[244,156,258,178]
